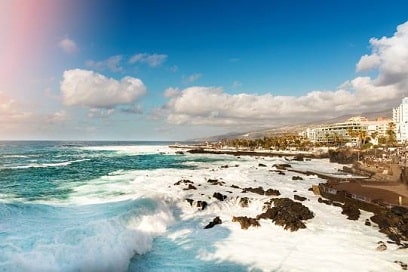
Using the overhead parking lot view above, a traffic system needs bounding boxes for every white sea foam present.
[79,145,174,155]
[8,153,406,271]
[3,159,90,170]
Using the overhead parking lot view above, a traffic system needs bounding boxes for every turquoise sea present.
[0,141,406,271]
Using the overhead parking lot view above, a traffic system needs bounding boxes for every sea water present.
[0,141,406,271]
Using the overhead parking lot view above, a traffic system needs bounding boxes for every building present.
[300,116,392,146]
[393,97,408,142]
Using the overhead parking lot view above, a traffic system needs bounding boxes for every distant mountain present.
[192,109,392,142]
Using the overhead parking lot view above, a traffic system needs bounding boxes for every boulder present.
[232,216,260,229]
[257,198,314,231]
[341,203,361,220]
[294,195,307,202]
[265,188,281,196]
[183,184,197,190]
[376,241,387,251]
[213,192,227,201]
[239,197,250,207]
[185,199,208,210]
[258,163,267,167]
[292,176,304,181]
[174,179,194,186]
[207,179,225,186]
[204,216,222,229]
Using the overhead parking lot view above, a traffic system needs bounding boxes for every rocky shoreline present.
[171,146,408,269]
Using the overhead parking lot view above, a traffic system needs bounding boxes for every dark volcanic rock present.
[328,149,360,164]
[365,219,372,226]
[243,186,265,195]
[207,179,225,186]
[232,216,260,229]
[183,184,197,190]
[239,197,250,207]
[292,176,304,181]
[273,164,292,170]
[341,203,361,220]
[394,261,408,270]
[257,198,314,231]
[213,192,227,201]
[204,216,222,229]
[265,188,281,196]
[318,197,333,205]
[186,199,208,210]
[293,154,304,161]
[258,163,267,167]
[294,195,307,202]
[231,184,240,189]
[174,179,194,186]
[370,209,408,245]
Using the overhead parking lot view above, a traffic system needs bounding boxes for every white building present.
[393,97,408,142]
[300,116,392,145]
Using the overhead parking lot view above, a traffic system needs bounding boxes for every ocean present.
[0,141,406,271]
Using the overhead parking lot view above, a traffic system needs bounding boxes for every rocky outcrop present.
[273,164,292,170]
[183,184,197,190]
[242,186,280,196]
[186,198,208,210]
[239,197,250,207]
[328,149,361,164]
[341,203,361,220]
[204,216,222,229]
[207,179,225,186]
[370,207,408,246]
[292,176,304,181]
[232,216,260,229]
[294,195,307,202]
[213,192,227,201]
[174,179,194,185]
[257,198,314,231]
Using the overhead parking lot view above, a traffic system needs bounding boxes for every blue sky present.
[1,0,408,140]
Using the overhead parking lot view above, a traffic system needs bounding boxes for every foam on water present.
[1,142,407,271]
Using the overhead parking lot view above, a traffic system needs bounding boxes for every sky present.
[1,0,408,141]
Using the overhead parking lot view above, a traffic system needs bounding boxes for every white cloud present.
[86,55,123,72]
[58,38,78,54]
[129,53,167,67]
[60,69,146,109]
[158,21,408,129]
[183,73,202,83]
[88,108,115,118]
[356,21,408,86]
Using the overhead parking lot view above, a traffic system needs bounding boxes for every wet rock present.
[318,197,333,205]
[221,165,229,168]
[332,202,343,208]
[204,216,222,229]
[196,201,208,210]
[370,210,408,244]
[213,192,227,201]
[239,197,250,207]
[231,184,240,189]
[294,195,307,202]
[376,241,387,251]
[232,216,260,230]
[257,198,314,231]
[273,164,292,170]
[394,261,408,270]
[183,184,197,190]
[207,179,225,186]
[258,163,267,167]
[341,203,361,220]
[175,151,184,155]
[365,219,372,226]
[243,186,265,195]
[185,199,208,210]
[278,171,286,175]
[174,179,194,186]
[293,154,304,161]
[265,189,281,196]
[292,176,304,181]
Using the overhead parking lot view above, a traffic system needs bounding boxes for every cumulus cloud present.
[86,55,123,72]
[356,21,408,87]
[58,38,78,54]
[129,53,167,67]
[158,21,408,129]
[60,69,146,109]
